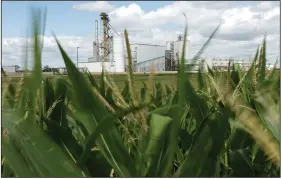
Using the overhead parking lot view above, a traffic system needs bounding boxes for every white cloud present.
[108,1,279,62]
[73,1,115,13]
[257,1,275,10]
[107,1,280,41]
[264,7,280,20]
[2,36,94,68]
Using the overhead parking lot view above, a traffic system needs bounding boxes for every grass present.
[1,8,280,177]
[6,73,180,91]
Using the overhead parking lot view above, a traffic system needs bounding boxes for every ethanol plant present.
[78,12,190,73]
[78,12,255,73]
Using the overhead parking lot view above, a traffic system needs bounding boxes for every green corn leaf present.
[2,113,86,177]
[207,65,215,78]
[52,77,68,126]
[253,93,280,143]
[197,69,205,90]
[5,83,16,109]
[267,59,278,81]
[175,108,231,177]
[144,114,173,177]
[54,36,137,177]
[228,129,255,150]
[156,21,188,177]
[78,103,148,167]
[86,68,99,89]
[1,161,15,177]
[229,148,254,177]
[29,8,46,125]
[43,78,55,112]
[243,46,260,94]
[184,80,209,126]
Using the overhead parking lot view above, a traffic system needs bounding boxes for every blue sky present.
[3,1,173,37]
[2,1,280,67]
[2,1,264,38]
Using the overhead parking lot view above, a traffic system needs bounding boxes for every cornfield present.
[1,9,280,177]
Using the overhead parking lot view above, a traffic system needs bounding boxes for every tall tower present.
[100,12,110,62]
[88,20,100,62]
[94,20,99,57]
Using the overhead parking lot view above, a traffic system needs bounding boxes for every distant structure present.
[129,44,165,72]
[77,12,274,73]
[164,34,190,72]
[78,12,167,73]
[78,12,126,73]
[135,56,166,72]
[208,59,253,71]
[2,65,20,73]
[185,58,254,72]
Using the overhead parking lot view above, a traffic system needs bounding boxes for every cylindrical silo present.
[89,42,99,62]
[177,40,190,62]
[113,34,125,72]
[109,36,114,65]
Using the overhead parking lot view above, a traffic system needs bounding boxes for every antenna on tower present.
[94,20,99,61]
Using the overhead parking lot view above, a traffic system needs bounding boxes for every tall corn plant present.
[1,9,86,177]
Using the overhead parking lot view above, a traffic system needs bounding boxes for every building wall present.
[78,62,112,72]
[112,34,125,72]
[136,56,166,72]
[129,44,165,63]
[176,40,190,62]
[166,40,190,62]
[2,66,16,73]
[184,59,207,72]
[209,59,253,71]
[88,42,100,62]
[200,59,254,71]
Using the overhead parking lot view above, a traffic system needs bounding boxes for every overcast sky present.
[2,1,280,68]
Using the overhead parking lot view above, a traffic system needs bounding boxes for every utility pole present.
[77,47,79,68]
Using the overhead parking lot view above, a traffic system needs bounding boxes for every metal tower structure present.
[94,20,99,61]
[165,41,173,71]
[165,41,178,71]
[100,12,111,62]
[96,12,120,63]
[170,41,175,70]
[95,20,99,46]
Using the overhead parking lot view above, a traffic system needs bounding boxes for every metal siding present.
[78,62,111,72]
[109,36,114,65]
[177,40,190,62]
[88,42,99,62]
[136,56,166,72]
[134,44,165,63]
[113,34,125,72]
[2,66,16,72]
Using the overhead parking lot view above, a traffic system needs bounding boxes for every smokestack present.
[95,20,98,43]
[94,20,99,61]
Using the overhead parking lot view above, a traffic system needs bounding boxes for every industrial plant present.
[78,12,193,73]
[77,12,261,74]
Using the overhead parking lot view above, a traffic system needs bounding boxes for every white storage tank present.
[177,40,190,62]
[78,62,111,73]
[88,42,100,62]
[2,65,18,73]
[112,34,125,72]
